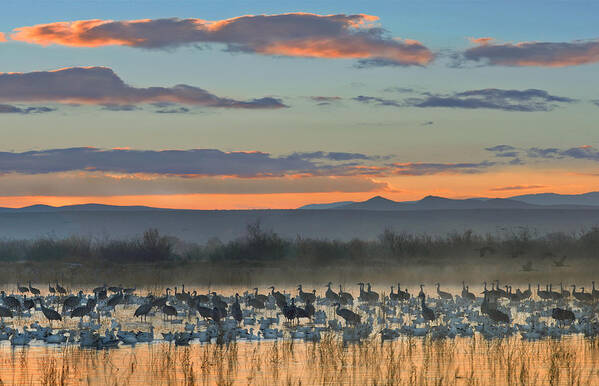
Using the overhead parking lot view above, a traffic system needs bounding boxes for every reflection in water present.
[0,335,598,385]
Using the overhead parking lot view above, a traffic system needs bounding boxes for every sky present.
[0,0,598,209]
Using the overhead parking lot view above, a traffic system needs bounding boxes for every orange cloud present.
[0,32,6,42]
[10,14,433,66]
[0,67,286,108]
[468,37,494,45]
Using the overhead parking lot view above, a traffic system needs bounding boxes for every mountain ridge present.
[298,191,599,211]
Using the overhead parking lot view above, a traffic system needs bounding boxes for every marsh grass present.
[2,335,596,385]
[2,226,599,287]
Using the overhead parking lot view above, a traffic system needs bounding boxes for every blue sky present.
[0,1,597,208]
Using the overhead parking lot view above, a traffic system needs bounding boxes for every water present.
[1,284,599,385]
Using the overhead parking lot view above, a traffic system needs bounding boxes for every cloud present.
[383,87,415,93]
[485,145,515,152]
[0,147,324,177]
[389,161,495,176]
[101,104,140,112]
[405,88,575,112]
[421,121,434,126]
[592,100,599,107]
[494,151,519,158]
[0,104,55,114]
[0,147,502,181]
[289,151,376,161]
[310,96,342,106]
[0,172,388,196]
[527,147,563,159]
[10,14,433,66]
[155,106,190,114]
[0,148,381,178]
[526,145,599,161]
[489,185,546,192]
[0,32,5,42]
[353,89,575,112]
[0,67,287,109]
[352,95,401,107]
[463,38,599,67]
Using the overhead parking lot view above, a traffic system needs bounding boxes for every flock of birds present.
[0,279,598,348]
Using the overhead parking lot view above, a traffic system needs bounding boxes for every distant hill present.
[510,192,599,206]
[0,203,164,213]
[342,196,403,210]
[338,195,539,210]
[299,192,599,211]
[298,201,356,210]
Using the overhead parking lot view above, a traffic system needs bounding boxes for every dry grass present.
[0,335,597,385]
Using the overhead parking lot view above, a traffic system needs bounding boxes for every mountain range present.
[298,192,599,210]
[0,192,598,213]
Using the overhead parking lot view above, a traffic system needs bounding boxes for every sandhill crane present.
[552,308,575,327]
[418,284,425,299]
[162,304,177,321]
[231,294,243,324]
[196,292,210,304]
[55,282,67,295]
[487,308,510,323]
[295,303,312,322]
[282,299,298,323]
[495,281,507,298]
[17,282,29,294]
[522,283,532,299]
[48,284,55,295]
[507,286,521,303]
[358,283,369,302]
[481,292,509,323]
[461,282,476,301]
[334,303,360,326]
[419,293,435,323]
[389,286,400,301]
[70,302,93,320]
[325,282,341,302]
[548,284,562,300]
[397,283,410,301]
[211,292,228,313]
[0,305,13,320]
[63,292,83,311]
[108,285,123,293]
[537,284,551,300]
[28,281,40,296]
[1,292,21,311]
[253,288,268,303]
[39,298,62,325]
[22,295,35,311]
[298,285,316,304]
[304,299,315,319]
[134,302,153,321]
[270,286,287,309]
[560,282,570,298]
[210,307,222,324]
[338,285,353,305]
[367,283,379,302]
[572,285,593,302]
[436,283,453,300]
[247,297,265,309]
[107,291,124,309]
[197,304,213,320]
